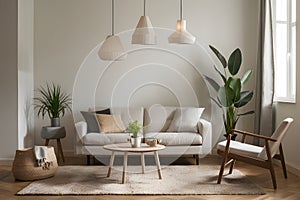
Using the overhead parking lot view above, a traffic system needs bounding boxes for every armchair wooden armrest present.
[233,129,277,142]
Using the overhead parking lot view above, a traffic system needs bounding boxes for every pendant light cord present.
[180,0,183,20]
[112,0,115,35]
[144,0,146,16]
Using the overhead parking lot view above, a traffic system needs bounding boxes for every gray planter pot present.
[51,118,60,127]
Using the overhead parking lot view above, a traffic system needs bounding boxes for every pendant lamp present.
[98,0,127,61]
[132,0,157,45]
[168,0,195,44]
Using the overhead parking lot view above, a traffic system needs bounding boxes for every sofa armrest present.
[198,119,212,154]
[75,121,87,140]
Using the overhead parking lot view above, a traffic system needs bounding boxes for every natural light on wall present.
[273,0,296,103]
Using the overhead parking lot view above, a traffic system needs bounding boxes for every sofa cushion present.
[83,133,129,145]
[144,106,177,133]
[145,132,202,146]
[109,107,144,129]
[167,107,204,133]
[96,114,125,133]
[80,111,100,133]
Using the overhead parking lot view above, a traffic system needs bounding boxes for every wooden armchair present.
[217,118,293,189]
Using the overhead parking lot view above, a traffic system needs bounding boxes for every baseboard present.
[286,162,300,177]
[0,158,14,166]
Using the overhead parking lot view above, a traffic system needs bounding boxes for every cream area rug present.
[17,165,265,195]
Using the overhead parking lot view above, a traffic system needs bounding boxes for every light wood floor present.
[1,155,300,200]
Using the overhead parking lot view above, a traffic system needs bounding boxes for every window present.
[273,0,296,103]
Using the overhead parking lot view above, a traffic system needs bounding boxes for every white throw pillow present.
[167,107,205,133]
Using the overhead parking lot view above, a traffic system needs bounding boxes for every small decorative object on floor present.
[12,147,58,181]
[126,120,143,148]
[34,146,53,169]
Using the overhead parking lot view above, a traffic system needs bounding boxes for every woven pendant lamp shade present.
[98,0,127,61]
[98,35,127,61]
[168,20,195,44]
[132,16,157,45]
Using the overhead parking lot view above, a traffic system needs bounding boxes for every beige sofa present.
[75,106,212,165]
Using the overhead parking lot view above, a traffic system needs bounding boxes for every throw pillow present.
[80,111,100,133]
[96,114,126,133]
[95,108,111,115]
[167,107,205,133]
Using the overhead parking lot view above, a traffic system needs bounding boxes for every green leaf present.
[213,65,226,83]
[228,48,242,76]
[218,85,235,107]
[227,77,241,103]
[209,45,227,68]
[238,110,255,116]
[241,69,252,85]
[234,91,253,108]
[204,75,220,92]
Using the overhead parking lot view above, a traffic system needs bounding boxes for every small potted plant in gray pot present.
[126,120,143,148]
[34,83,72,127]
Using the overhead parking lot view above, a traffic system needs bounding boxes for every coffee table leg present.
[107,151,115,177]
[141,152,145,174]
[154,151,162,179]
[122,152,128,184]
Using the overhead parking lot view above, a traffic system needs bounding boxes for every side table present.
[41,126,66,163]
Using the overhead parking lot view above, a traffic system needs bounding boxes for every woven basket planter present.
[12,147,58,181]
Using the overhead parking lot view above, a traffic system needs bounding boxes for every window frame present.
[273,0,296,103]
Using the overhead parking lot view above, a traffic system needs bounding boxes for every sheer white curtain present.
[254,0,276,142]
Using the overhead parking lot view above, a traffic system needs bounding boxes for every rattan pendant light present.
[132,0,157,45]
[168,0,195,44]
[98,0,127,60]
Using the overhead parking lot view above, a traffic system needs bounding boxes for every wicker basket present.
[12,147,58,181]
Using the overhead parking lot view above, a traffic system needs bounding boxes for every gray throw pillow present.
[80,111,100,133]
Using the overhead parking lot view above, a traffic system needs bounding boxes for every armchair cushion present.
[217,140,264,158]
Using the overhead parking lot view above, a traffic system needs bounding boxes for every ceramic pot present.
[130,137,142,148]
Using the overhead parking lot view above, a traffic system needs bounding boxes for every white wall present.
[276,1,300,174]
[34,0,259,155]
[18,0,34,150]
[0,0,19,163]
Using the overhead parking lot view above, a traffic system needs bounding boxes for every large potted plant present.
[206,45,254,138]
[126,120,143,148]
[34,83,72,127]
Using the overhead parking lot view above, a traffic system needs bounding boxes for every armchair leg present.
[218,135,231,184]
[269,163,277,189]
[229,159,236,174]
[279,144,288,179]
[266,140,277,189]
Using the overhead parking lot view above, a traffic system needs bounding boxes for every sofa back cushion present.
[167,107,204,133]
[144,106,178,133]
[91,107,144,131]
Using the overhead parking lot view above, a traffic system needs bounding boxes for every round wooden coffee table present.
[103,143,165,184]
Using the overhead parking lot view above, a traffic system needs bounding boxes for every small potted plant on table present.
[126,120,143,148]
